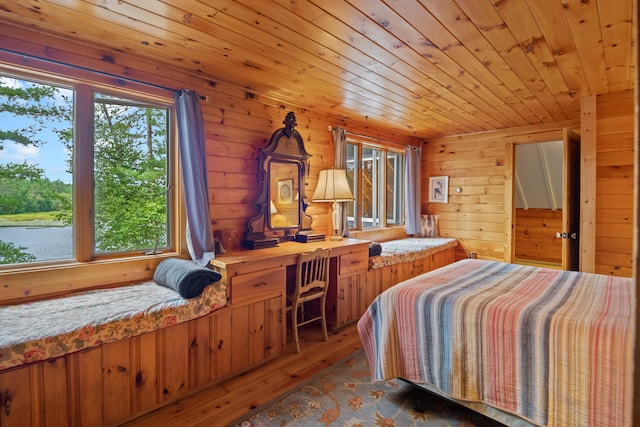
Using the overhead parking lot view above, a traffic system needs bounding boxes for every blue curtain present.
[405,145,422,235]
[332,126,350,237]
[175,89,215,266]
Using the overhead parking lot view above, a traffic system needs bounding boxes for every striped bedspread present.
[357,259,634,427]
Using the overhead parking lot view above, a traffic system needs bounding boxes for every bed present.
[357,259,634,427]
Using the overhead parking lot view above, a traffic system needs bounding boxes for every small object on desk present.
[295,231,326,243]
[241,237,279,249]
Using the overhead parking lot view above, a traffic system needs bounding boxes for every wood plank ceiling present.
[0,0,634,139]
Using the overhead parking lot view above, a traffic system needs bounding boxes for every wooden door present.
[508,130,581,270]
[562,129,581,271]
[263,296,285,359]
[231,301,267,372]
[333,276,357,329]
[102,339,133,425]
[231,296,283,370]
[40,357,70,425]
[513,141,564,266]
[0,365,34,427]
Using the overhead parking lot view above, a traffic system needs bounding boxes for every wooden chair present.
[286,247,330,353]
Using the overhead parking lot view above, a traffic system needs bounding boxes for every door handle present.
[555,232,577,239]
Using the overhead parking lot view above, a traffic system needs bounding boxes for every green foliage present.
[0,162,72,215]
[0,75,169,262]
[0,83,71,149]
[93,99,168,252]
[0,240,36,264]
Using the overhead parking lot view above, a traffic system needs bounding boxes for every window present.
[93,93,170,255]
[0,70,175,278]
[345,138,404,230]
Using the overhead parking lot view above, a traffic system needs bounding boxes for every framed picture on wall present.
[278,179,293,204]
[428,176,448,203]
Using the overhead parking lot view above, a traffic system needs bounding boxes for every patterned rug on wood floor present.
[230,349,505,427]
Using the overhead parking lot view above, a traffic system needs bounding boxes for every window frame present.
[0,62,186,304]
[346,135,405,232]
[385,150,405,226]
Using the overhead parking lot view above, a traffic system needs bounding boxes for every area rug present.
[231,350,505,426]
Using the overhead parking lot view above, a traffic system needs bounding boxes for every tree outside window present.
[0,73,172,265]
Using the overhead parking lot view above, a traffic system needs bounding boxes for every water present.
[0,226,73,261]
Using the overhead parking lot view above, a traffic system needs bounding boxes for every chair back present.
[294,248,330,297]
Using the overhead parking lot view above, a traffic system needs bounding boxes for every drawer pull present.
[350,260,360,265]
[254,282,267,288]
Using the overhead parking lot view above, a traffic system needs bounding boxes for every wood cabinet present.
[99,308,234,424]
[0,365,33,427]
[0,307,233,427]
[0,347,104,427]
[328,247,370,330]
[229,266,285,372]
[231,296,284,372]
[210,239,371,335]
[366,245,457,297]
[332,245,459,333]
[0,238,371,427]
[222,265,286,373]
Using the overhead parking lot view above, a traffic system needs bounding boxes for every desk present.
[210,238,369,367]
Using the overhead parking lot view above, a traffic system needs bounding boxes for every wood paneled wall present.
[0,23,421,245]
[424,90,634,277]
[595,91,635,276]
[514,208,562,265]
[422,122,576,262]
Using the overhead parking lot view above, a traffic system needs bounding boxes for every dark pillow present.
[153,258,222,298]
[369,242,382,257]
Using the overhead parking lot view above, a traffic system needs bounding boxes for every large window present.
[345,139,404,230]
[0,72,173,267]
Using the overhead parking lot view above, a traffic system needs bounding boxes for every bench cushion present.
[0,281,227,370]
[368,237,458,270]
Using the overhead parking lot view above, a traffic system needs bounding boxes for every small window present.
[346,139,404,230]
[0,73,173,267]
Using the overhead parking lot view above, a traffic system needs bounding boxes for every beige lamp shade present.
[312,169,353,240]
[311,169,354,202]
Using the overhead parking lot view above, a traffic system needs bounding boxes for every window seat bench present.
[366,237,458,294]
[0,281,227,371]
[368,237,459,270]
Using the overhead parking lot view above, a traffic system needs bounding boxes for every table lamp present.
[311,168,354,240]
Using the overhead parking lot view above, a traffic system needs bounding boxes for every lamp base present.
[329,235,343,241]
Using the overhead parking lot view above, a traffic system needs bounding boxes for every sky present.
[0,140,71,183]
[0,76,72,184]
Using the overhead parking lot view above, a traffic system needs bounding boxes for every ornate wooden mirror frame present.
[242,112,313,249]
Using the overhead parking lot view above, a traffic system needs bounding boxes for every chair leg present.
[320,305,328,342]
[292,304,301,354]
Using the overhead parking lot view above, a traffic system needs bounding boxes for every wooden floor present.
[121,323,363,427]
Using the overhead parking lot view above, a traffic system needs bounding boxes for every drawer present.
[339,250,368,275]
[231,267,285,305]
